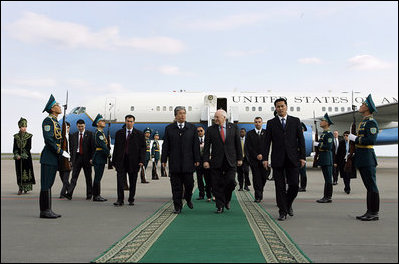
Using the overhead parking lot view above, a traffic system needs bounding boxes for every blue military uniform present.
[144,128,151,169]
[92,114,110,201]
[39,94,63,218]
[151,131,160,180]
[353,94,380,221]
[316,113,334,203]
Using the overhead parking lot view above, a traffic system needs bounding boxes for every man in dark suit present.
[203,109,243,214]
[263,98,306,221]
[336,131,356,194]
[161,106,200,214]
[64,119,95,200]
[237,128,251,191]
[112,115,145,206]
[195,126,213,201]
[245,117,269,203]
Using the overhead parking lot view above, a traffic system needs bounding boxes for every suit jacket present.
[332,137,339,164]
[336,139,348,166]
[203,123,243,169]
[244,129,266,167]
[264,115,305,168]
[70,130,95,164]
[161,122,200,173]
[112,128,146,172]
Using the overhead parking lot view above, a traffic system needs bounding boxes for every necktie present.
[179,124,183,130]
[125,130,131,154]
[335,139,338,154]
[258,130,261,136]
[241,138,244,157]
[79,133,83,155]
[200,137,203,144]
[220,126,225,142]
[281,118,286,129]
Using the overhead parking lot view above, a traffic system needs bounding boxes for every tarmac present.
[1,157,398,263]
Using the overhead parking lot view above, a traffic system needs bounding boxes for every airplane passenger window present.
[341,107,345,112]
[271,107,275,111]
[258,107,262,111]
[347,107,351,111]
[335,107,338,112]
[131,106,134,111]
[328,107,332,112]
[156,106,160,111]
[297,107,300,112]
[163,106,167,111]
[188,106,192,111]
[169,106,173,111]
[322,107,326,111]
[246,107,249,112]
[252,107,256,111]
[290,107,294,112]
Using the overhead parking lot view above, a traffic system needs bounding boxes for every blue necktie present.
[281,118,286,129]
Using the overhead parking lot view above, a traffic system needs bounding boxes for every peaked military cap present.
[320,113,333,125]
[18,117,27,128]
[364,94,378,113]
[144,127,151,134]
[92,114,105,127]
[43,94,57,113]
[301,122,307,131]
[154,130,159,136]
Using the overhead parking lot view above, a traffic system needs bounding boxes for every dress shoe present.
[141,181,149,184]
[50,210,62,218]
[298,187,306,192]
[344,189,350,194]
[316,197,332,203]
[187,201,194,209]
[360,213,379,221]
[288,207,294,216]
[212,197,216,201]
[244,186,250,191]
[63,193,72,200]
[254,199,261,203]
[333,181,338,185]
[86,196,92,200]
[225,202,231,210]
[128,201,135,206]
[238,188,243,191]
[93,196,107,202]
[356,211,370,220]
[24,190,28,194]
[173,208,181,214]
[215,208,224,214]
[18,190,22,195]
[113,201,124,206]
[59,195,65,199]
[278,214,287,221]
[40,210,58,219]
[206,198,211,202]
[196,197,204,200]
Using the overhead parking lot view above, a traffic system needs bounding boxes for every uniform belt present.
[96,148,103,151]
[155,150,160,152]
[355,144,374,149]
[319,149,329,152]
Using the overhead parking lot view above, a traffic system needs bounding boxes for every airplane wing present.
[304,102,398,130]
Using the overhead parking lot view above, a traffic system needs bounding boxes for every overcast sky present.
[1,1,398,154]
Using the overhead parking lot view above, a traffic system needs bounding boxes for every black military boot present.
[141,167,149,183]
[93,182,107,201]
[40,191,57,219]
[361,192,379,221]
[317,183,331,203]
[48,189,61,217]
[357,192,372,220]
[154,163,159,179]
[161,166,167,177]
[152,163,158,180]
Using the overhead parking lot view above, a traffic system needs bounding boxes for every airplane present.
[64,91,398,157]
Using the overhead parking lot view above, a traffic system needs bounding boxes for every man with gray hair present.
[162,106,200,214]
[203,109,243,213]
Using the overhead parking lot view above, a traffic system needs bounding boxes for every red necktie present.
[125,130,131,154]
[79,133,83,155]
[220,126,225,143]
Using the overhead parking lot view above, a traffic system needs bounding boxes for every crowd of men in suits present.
[38,94,381,222]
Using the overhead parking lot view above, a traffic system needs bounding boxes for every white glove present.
[313,142,319,147]
[151,158,155,162]
[348,133,357,142]
[62,151,71,159]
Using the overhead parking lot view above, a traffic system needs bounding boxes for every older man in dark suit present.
[162,106,200,214]
[203,109,243,214]
[263,98,306,221]
[64,119,95,200]
[112,115,146,206]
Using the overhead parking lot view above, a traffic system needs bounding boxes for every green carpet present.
[92,189,311,263]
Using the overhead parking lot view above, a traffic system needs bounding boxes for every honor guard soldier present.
[139,127,151,183]
[151,131,160,180]
[92,114,110,202]
[314,113,334,203]
[349,94,380,221]
[39,94,69,218]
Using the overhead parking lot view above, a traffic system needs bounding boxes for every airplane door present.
[217,98,227,112]
[105,97,116,121]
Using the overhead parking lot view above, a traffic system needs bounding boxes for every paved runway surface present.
[1,157,397,263]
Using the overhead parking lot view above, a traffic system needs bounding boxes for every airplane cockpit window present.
[70,107,86,114]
